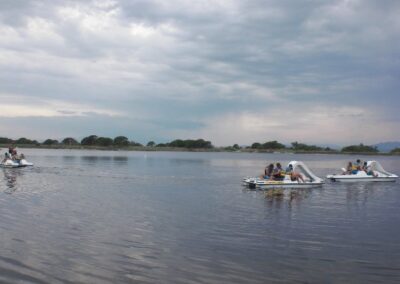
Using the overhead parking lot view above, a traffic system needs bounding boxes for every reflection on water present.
[113,156,128,163]
[0,150,399,283]
[62,155,77,161]
[1,169,22,194]
[80,155,129,165]
[81,156,112,163]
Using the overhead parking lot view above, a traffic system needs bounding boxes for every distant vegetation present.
[247,140,385,154]
[79,135,143,147]
[390,148,400,154]
[0,135,213,150]
[0,135,394,154]
[62,137,79,145]
[248,140,334,152]
[43,139,59,145]
[158,139,213,149]
[0,137,40,145]
[223,144,241,152]
[250,140,286,150]
[290,141,333,152]
[341,143,378,153]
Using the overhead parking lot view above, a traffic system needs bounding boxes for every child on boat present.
[286,164,305,182]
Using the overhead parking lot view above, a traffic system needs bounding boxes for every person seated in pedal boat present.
[1,152,11,163]
[12,152,24,161]
[352,159,362,174]
[10,146,18,160]
[261,163,274,180]
[362,161,378,177]
[271,162,285,180]
[8,144,14,155]
[361,161,368,172]
[342,162,353,175]
[285,164,305,182]
[260,163,273,179]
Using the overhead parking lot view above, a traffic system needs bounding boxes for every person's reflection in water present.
[288,189,312,208]
[264,189,285,209]
[2,169,20,194]
[263,188,312,208]
[345,183,378,206]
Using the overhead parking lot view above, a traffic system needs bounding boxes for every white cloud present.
[170,105,398,146]
[0,94,123,118]
[0,0,398,143]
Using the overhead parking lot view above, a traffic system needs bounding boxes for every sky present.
[0,0,399,146]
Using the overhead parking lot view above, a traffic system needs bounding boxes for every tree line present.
[0,136,214,149]
[247,140,381,153]
[0,136,396,153]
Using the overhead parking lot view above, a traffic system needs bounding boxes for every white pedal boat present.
[1,159,34,168]
[243,161,324,189]
[326,161,398,182]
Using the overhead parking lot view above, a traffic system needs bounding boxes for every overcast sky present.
[0,0,399,146]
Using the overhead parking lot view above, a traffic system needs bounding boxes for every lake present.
[0,149,399,283]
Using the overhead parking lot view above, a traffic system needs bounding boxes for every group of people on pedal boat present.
[261,162,305,182]
[1,145,25,163]
[342,159,377,177]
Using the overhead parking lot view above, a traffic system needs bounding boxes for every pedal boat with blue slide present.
[326,161,398,182]
[243,161,324,189]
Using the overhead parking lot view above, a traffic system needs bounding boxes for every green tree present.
[62,137,79,145]
[147,141,155,147]
[167,139,213,149]
[0,137,13,144]
[291,141,323,151]
[390,148,400,154]
[81,135,98,146]
[113,136,129,147]
[341,143,378,153]
[130,141,143,147]
[95,137,113,146]
[16,137,37,144]
[43,139,59,145]
[156,143,167,147]
[261,140,286,149]
[169,139,185,147]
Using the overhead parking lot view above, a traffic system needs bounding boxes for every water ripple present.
[0,150,399,283]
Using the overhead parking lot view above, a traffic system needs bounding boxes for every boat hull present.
[0,159,33,168]
[327,175,397,182]
[243,179,324,189]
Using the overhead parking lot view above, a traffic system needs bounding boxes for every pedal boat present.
[1,158,34,168]
[243,161,324,189]
[326,161,398,182]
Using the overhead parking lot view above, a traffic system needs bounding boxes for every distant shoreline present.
[1,144,399,156]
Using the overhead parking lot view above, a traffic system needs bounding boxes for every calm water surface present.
[0,149,399,283]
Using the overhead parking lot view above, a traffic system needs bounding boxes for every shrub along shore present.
[0,136,398,155]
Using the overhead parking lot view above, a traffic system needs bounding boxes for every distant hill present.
[374,142,400,152]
